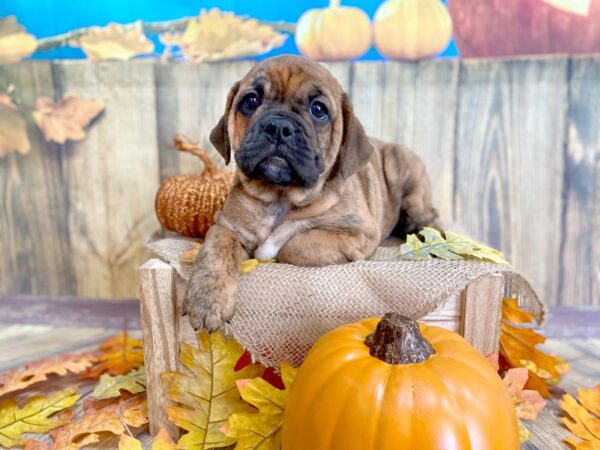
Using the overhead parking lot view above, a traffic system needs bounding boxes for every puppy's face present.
[211,55,372,202]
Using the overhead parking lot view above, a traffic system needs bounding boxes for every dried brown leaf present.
[0,16,36,63]
[160,8,286,62]
[0,100,30,157]
[74,22,153,61]
[0,352,96,397]
[32,94,104,144]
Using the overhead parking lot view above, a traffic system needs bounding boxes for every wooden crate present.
[138,258,504,435]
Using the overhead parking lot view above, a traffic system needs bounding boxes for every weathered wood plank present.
[461,274,504,356]
[351,60,457,222]
[559,56,600,306]
[52,60,162,298]
[139,259,179,437]
[0,61,76,295]
[155,61,254,179]
[454,58,569,306]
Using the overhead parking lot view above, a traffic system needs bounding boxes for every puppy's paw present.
[182,272,236,332]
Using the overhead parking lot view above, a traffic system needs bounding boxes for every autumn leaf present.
[118,428,177,450]
[0,16,37,63]
[71,22,154,61]
[179,242,203,263]
[50,393,148,449]
[0,95,30,157]
[560,386,600,449]
[399,227,508,264]
[502,368,546,420]
[119,434,143,450]
[92,366,146,399]
[162,331,263,449]
[224,362,298,450]
[82,332,144,378]
[32,94,104,144]
[500,298,569,397]
[0,387,80,448]
[240,258,277,274]
[160,8,286,62]
[0,352,95,397]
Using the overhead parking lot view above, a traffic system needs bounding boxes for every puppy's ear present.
[210,81,241,165]
[338,93,373,179]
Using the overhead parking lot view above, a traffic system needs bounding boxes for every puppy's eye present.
[310,101,328,121]
[240,93,261,115]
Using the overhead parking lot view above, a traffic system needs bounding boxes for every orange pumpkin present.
[449,0,600,57]
[295,0,372,61]
[282,313,519,450]
[155,136,233,238]
[374,0,453,60]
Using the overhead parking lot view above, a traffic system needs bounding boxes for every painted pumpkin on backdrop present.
[374,0,453,60]
[449,0,600,57]
[295,0,372,61]
[282,313,519,450]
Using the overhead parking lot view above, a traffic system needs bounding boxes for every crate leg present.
[139,259,180,437]
[461,274,504,356]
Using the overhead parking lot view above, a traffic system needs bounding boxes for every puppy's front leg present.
[183,224,247,331]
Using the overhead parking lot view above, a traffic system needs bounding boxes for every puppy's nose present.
[262,117,295,142]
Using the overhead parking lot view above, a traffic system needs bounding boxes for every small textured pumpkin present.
[295,0,372,61]
[282,313,519,450]
[374,0,452,60]
[155,136,233,238]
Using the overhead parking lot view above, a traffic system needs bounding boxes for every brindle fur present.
[183,55,439,331]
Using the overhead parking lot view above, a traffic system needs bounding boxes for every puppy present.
[184,55,439,331]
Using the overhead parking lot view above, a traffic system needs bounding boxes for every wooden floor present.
[1,296,599,450]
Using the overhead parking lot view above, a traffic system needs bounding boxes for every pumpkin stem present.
[172,135,216,177]
[365,313,435,364]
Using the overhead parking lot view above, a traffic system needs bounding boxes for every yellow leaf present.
[578,385,600,417]
[152,428,177,450]
[0,17,36,63]
[399,227,509,264]
[162,331,263,449]
[50,393,148,449]
[560,389,600,449]
[159,8,286,62]
[82,332,144,378]
[0,99,30,157]
[240,258,277,274]
[0,387,80,448]
[499,298,568,397]
[224,362,298,450]
[0,351,95,396]
[119,434,143,450]
[74,22,154,61]
[92,366,146,399]
[32,94,104,144]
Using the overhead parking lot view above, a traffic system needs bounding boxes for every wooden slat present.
[139,259,179,437]
[52,60,161,298]
[155,61,254,179]
[559,56,600,306]
[0,61,76,295]
[461,274,504,356]
[454,58,569,306]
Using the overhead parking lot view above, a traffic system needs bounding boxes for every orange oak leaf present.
[0,16,37,63]
[81,332,144,379]
[0,352,96,397]
[0,94,30,157]
[560,386,600,449]
[49,394,148,449]
[32,94,104,144]
[73,22,154,62]
[500,298,569,397]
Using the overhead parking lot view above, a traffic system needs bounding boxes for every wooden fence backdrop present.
[0,56,598,306]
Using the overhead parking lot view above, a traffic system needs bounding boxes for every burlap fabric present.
[147,237,544,368]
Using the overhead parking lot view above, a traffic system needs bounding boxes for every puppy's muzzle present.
[235,110,324,188]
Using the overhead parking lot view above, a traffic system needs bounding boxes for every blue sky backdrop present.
[1,0,459,60]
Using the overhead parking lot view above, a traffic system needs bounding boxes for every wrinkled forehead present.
[238,58,343,110]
